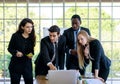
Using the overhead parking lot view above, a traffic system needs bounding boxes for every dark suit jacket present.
[35,35,66,76]
[89,39,111,73]
[63,27,91,75]
[8,33,34,77]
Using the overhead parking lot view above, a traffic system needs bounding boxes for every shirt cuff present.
[69,49,71,54]
[47,62,52,66]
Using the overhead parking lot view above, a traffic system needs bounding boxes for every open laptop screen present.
[48,70,78,84]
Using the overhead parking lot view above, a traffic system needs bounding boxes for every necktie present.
[55,42,58,69]
[74,31,78,49]
[51,42,58,69]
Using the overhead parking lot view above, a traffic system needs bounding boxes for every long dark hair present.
[16,18,36,46]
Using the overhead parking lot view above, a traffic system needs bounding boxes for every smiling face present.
[49,32,59,43]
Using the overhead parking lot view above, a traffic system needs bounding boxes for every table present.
[35,76,48,84]
[35,76,105,84]
[80,78,105,84]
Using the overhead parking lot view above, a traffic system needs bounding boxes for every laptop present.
[48,70,78,84]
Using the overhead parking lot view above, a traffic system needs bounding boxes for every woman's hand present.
[16,51,23,57]
[95,76,104,82]
[94,70,104,82]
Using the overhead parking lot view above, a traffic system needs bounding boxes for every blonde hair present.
[77,30,95,69]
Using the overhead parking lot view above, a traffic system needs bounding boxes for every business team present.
[8,14,111,84]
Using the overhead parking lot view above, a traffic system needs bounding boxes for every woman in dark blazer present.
[77,30,111,82]
[8,18,36,84]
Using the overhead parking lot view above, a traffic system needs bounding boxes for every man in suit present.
[35,25,66,84]
[63,14,91,76]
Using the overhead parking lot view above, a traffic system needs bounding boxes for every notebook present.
[48,70,78,84]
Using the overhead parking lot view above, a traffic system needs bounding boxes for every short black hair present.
[71,14,81,23]
[48,25,60,34]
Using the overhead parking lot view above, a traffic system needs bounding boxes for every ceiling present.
[2,0,120,3]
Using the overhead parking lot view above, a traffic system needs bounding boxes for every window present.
[0,0,120,83]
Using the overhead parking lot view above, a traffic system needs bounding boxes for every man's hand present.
[48,63,57,70]
[70,49,77,56]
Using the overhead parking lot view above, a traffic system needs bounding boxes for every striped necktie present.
[74,30,78,49]
[55,42,58,69]
[51,42,58,69]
